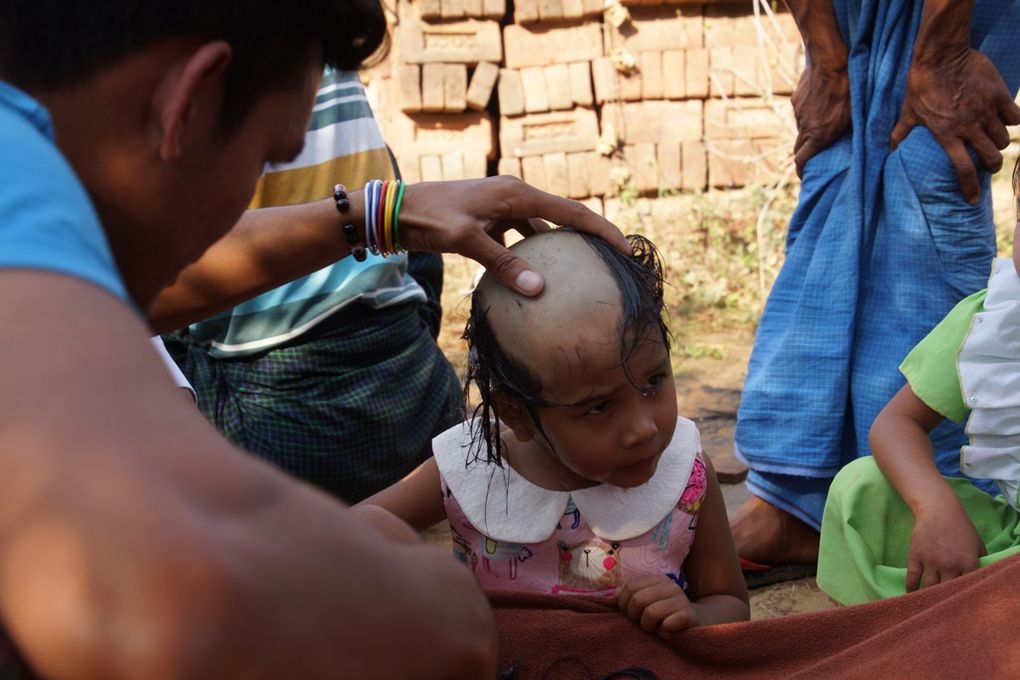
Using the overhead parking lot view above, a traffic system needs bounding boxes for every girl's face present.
[530,327,678,489]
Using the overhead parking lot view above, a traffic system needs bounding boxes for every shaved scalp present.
[475,231,623,374]
[463,229,669,466]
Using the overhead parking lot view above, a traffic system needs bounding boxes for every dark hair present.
[463,231,669,467]
[0,0,387,130]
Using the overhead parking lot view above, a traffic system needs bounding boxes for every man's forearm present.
[783,0,848,71]
[149,197,362,333]
[913,0,975,67]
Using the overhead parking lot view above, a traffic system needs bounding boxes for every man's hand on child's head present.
[398,177,630,297]
[616,575,701,634]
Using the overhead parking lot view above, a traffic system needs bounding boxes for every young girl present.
[818,160,1020,605]
[361,229,749,633]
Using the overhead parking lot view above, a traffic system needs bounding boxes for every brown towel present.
[492,552,1020,679]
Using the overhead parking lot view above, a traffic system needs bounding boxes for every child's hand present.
[616,575,701,634]
[907,505,985,591]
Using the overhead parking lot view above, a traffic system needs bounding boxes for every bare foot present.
[730,496,819,565]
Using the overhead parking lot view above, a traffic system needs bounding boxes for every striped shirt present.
[187,70,425,357]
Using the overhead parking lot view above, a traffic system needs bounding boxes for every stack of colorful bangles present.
[332,180,407,262]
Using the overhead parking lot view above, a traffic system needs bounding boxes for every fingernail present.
[515,269,542,295]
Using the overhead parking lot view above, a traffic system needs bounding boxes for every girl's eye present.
[585,400,612,417]
[642,373,666,396]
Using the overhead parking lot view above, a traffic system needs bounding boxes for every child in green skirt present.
[818,160,1020,605]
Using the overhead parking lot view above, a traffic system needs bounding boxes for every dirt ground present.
[433,240,840,621]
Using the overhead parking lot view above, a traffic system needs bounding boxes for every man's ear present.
[154,41,232,161]
[493,395,535,443]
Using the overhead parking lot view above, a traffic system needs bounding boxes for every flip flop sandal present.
[740,557,816,589]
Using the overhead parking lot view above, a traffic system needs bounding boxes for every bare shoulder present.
[0,271,499,678]
[0,270,236,472]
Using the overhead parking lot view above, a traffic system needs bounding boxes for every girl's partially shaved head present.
[474,231,624,372]
[463,229,668,466]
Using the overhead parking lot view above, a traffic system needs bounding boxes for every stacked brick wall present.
[370,0,804,214]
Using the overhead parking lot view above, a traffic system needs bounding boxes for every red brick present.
[682,140,706,190]
[503,23,603,69]
[482,0,506,19]
[514,0,539,23]
[441,150,466,180]
[774,9,801,42]
[685,47,709,98]
[398,154,422,184]
[619,68,643,101]
[521,67,551,113]
[610,6,703,54]
[464,151,488,178]
[770,42,803,96]
[499,108,601,157]
[603,195,622,223]
[497,157,522,178]
[707,139,754,188]
[704,4,756,48]
[396,63,422,113]
[591,57,618,104]
[709,47,733,96]
[746,137,792,183]
[420,155,443,182]
[441,0,464,18]
[569,61,594,107]
[640,51,663,100]
[566,151,591,198]
[497,68,526,116]
[733,45,768,96]
[562,0,584,20]
[544,64,573,111]
[466,61,499,111]
[587,151,612,196]
[443,63,468,112]
[543,152,570,196]
[662,50,685,99]
[521,155,548,191]
[420,0,443,20]
[400,4,502,64]
[600,100,702,144]
[657,142,681,189]
[387,111,496,160]
[628,143,658,192]
[704,97,792,139]
[538,0,563,21]
[444,0,465,18]
[421,63,445,112]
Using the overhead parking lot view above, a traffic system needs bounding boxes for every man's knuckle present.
[488,250,518,274]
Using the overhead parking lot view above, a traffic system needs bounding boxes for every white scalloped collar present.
[433,417,700,543]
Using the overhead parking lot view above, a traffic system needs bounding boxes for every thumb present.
[463,231,544,296]
[1000,94,1020,126]
[890,113,915,150]
[794,136,824,178]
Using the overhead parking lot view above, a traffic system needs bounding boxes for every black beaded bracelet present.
[334,183,366,262]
